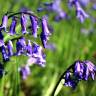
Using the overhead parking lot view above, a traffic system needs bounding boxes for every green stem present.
[8,11,39,19]
[51,64,75,96]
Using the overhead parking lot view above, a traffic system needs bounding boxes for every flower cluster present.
[68,0,89,23]
[0,11,52,79]
[37,0,89,23]
[63,60,96,88]
[37,0,67,21]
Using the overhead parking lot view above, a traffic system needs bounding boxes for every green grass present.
[0,0,96,96]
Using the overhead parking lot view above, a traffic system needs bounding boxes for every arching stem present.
[8,11,39,19]
[51,64,75,96]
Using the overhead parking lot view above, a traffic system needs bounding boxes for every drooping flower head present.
[52,0,67,20]
[37,0,67,21]
[0,30,4,47]
[40,16,51,48]
[30,15,38,38]
[19,65,31,80]
[7,40,13,56]
[0,10,52,80]
[19,37,26,49]
[26,40,32,56]
[84,60,96,80]
[16,39,23,56]
[73,60,85,80]
[9,17,17,35]
[63,60,96,88]
[0,45,9,62]
[0,14,8,31]
[32,43,46,67]
[68,0,89,23]
[64,71,78,88]
[20,14,27,34]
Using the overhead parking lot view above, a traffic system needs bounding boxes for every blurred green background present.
[0,0,96,96]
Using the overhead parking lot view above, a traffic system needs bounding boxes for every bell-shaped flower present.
[0,15,8,31]
[0,45,9,62]
[73,61,85,80]
[26,40,32,56]
[9,17,17,35]
[64,71,77,88]
[30,16,38,38]
[16,39,23,55]
[40,16,51,48]
[20,14,27,34]
[0,31,4,47]
[68,0,89,23]
[84,60,96,80]
[7,40,13,56]
[19,65,30,80]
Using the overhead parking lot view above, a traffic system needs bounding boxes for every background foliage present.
[0,0,96,96]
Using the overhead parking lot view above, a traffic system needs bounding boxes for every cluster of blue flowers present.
[0,11,52,79]
[64,60,96,88]
[68,0,89,23]
[37,0,67,21]
[0,1,95,95]
[37,0,89,23]
[52,60,96,95]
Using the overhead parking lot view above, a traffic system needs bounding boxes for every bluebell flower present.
[19,65,30,80]
[16,39,24,55]
[20,14,27,34]
[26,57,38,66]
[45,0,65,16]
[63,60,96,89]
[0,15,8,31]
[0,45,9,62]
[73,61,85,80]
[82,64,89,80]
[64,71,71,87]
[19,37,26,49]
[32,43,43,57]
[30,15,38,38]
[45,43,56,51]
[54,12,67,21]
[52,0,67,20]
[26,43,46,67]
[79,0,90,7]
[84,60,96,80]
[26,56,46,67]
[40,16,51,48]
[76,6,89,23]
[64,71,78,88]
[9,17,17,35]
[36,55,46,67]
[0,31,4,47]
[16,37,27,55]
[27,42,46,66]
[68,0,89,23]
[52,0,67,18]
[43,2,53,11]
[37,0,67,21]
[26,40,32,56]
[7,40,13,56]
[73,60,96,80]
